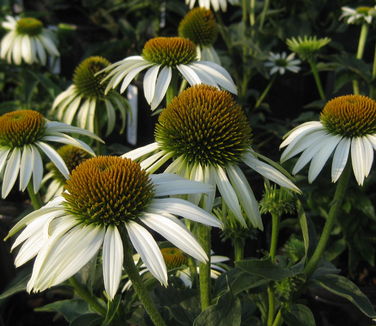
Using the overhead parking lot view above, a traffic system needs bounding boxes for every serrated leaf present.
[36,299,92,322]
[313,274,376,318]
[236,258,295,281]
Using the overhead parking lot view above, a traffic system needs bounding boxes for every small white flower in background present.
[264,52,301,75]
[6,156,221,300]
[123,248,229,290]
[0,16,59,65]
[124,85,300,231]
[340,6,376,25]
[185,0,238,12]
[0,109,98,198]
[280,95,376,186]
[100,37,237,111]
[52,56,128,135]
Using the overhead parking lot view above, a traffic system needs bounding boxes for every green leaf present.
[282,304,316,326]
[102,295,121,326]
[213,268,269,297]
[35,299,92,322]
[70,313,102,326]
[236,258,295,281]
[0,268,31,302]
[313,274,376,318]
[193,291,241,326]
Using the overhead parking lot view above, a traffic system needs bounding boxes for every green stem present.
[249,0,256,26]
[259,0,270,30]
[371,42,376,99]
[27,183,43,209]
[69,277,106,316]
[233,239,244,261]
[304,162,351,277]
[198,224,211,311]
[254,76,276,109]
[178,79,188,94]
[272,309,283,326]
[122,234,167,326]
[166,74,178,105]
[353,23,369,94]
[267,286,275,326]
[308,59,325,100]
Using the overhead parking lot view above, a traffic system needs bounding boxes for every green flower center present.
[64,156,154,226]
[73,56,111,99]
[161,247,188,269]
[47,145,91,184]
[356,6,372,15]
[142,37,197,66]
[320,95,376,137]
[275,58,287,67]
[0,110,45,147]
[16,18,43,36]
[156,85,252,167]
[178,8,218,46]
[286,36,330,61]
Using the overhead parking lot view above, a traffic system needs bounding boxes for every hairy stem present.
[27,183,43,209]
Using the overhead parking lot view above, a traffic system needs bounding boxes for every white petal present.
[243,152,300,192]
[149,198,222,228]
[120,63,152,93]
[226,165,263,230]
[19,145,33,191]
[125,221,167,286]
[143,65,160,104]
[141,213,208,262]
[104,100,116,136]
[38,33,59,56]
[154,178,213,197]
[102,226,123,300]
[2,148,21,198]
[351,137,366,185]
[150,66,172,110]
[45,121,102,142]
[213,166,246,226]
[42,133,95,156]
[31,224,104,292]
[176,64,202,85]
[122,142,160,160]
[308,135,341,183]
[21,35,32,64]
[36,142,69,179]
[280,121,323,148]
[361,137,374,178]
[34,37,46,65]
[31,146,43,193]
[0,148,11,175]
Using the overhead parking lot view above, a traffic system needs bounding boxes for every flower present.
[178,8,220,63]
[264,52,301,75]
[0,109,98,198]
[123,248,229,290]
[0,16,59,65]
[7,156,221,299]
[42,145,91,202]
[51,56,128,135]
[286,35,331,61]
[100,37,237,110]
[280,94,376,186]
[123,85,300,230]
[185,0,238,12]
[340,6,376,25]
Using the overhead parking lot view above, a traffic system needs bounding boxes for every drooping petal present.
[122,142,160,160]
[150,66,172,110]
[125,221,167,286]
[2,148,21,198]
[31,145,43,193]
[176,64,202,85]
[361,136,374,178]
[102,226,123,300]
[36,142,69,179]
[141,213,208,262]
[351,137,366,186]
[154,177,214,197]
[280,121,323,148]
[149,198,222,228]
[143,64,161,104]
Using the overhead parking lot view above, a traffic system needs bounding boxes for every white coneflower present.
[51,56,128,135]
[100,37,237,110]
[340,6,376,25]
[0,16,59,65]
[42,145,91,202]
[178,8,220,64]
[280,94,376,186]
[185,0,237,12]
[123,248,229,290]
[0,109,98,198]
[123,85,300,230]
[7,156,221,300]
[264,52,301,75]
